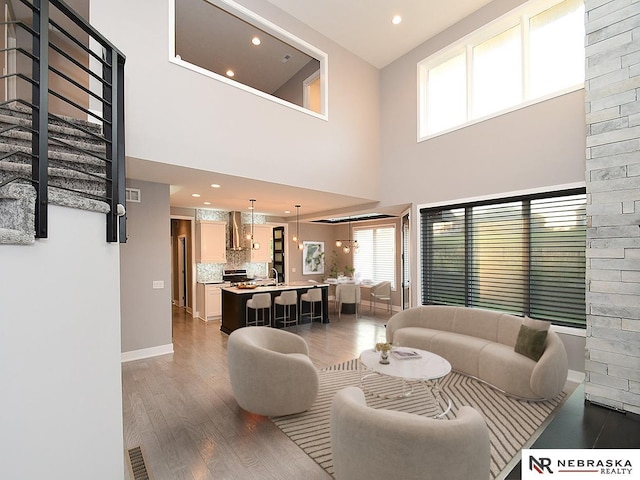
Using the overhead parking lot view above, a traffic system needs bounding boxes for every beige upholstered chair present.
[245,292,271,327]
[370,281,391,315]
[335,284,361,319]
[227,326,319,416]
[300,287,323,323]
[330,387,490,480]
[273,290,298,328]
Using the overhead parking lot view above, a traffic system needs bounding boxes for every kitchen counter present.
[220,283,330,334]
[221,282,328,294]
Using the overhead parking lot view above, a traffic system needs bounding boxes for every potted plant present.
[375,342,392,364]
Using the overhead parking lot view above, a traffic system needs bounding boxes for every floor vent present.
[127,446,150,480]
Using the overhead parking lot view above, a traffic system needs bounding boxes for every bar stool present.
[246,293,272,327]
[300,288,323,324]
[273,290,298,328]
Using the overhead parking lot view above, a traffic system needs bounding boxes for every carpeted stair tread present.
[0,111,104,138]
[49,187,110,214]
[0,142,107,167]
[0,102,103,135]
[0,183,36,244]
[0,127,107,154]
[0,103,112,244]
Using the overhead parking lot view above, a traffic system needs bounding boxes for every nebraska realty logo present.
[522,450,639,479]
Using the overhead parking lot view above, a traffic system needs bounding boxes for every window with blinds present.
[354,226,396,289]
[421,189,586,327]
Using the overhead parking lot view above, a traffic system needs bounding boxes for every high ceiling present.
[266,0,495,69]
[128,0,494,220]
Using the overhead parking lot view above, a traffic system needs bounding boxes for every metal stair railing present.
[0,0,126,242]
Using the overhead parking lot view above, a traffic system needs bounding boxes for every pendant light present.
[292,204,303,250]
[247,199,260,250]
[335,218,358,254]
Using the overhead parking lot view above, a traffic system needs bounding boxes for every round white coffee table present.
[359,347,452,418]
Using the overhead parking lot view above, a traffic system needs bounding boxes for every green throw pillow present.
[514,324,548,361]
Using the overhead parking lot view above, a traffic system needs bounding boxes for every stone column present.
[584,0,640,414]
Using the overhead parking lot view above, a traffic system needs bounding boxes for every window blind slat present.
[421,190,586,327]
[354,226,396,288]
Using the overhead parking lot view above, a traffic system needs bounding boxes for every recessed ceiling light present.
[192,193,201,197]
[203,201,211,205]
[210,183,221,188]
[251,36,261,46]
[226,69,234,77]
[284,210,291,214]
[392,15,402,25]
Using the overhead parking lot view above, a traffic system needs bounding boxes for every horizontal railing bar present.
[0,46,38,62]
[48,159,108,182]
[49,18,108,66]
[0,20,38,38]
[49,136,110,164]
[48,183,111,203]
[48,41,107,84]
[14,0,36,12]
[0,175,34,188]
[48,88,110,124]
[0,150,33,162]
[0,98,37,113]
[0,124,36,136]
[49,65,110,105]
[47,112,111,144]
[50,0,125,57]
[0,72,37,86]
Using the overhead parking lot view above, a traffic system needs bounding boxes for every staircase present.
[0,102,111,245]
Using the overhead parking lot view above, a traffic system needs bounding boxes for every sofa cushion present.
[514,317,551,361]
[479,342,537,398]
[496,314,524,347]
[393,327,440,351]
[430,332,491,378]
[452,307,500,342]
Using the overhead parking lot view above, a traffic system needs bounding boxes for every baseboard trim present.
[121,343,174,363]
[567,369,585,384]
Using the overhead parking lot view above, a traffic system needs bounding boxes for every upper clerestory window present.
[418,0,585,141]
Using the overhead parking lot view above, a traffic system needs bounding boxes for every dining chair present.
[336,284,361,319]
[370,281,391,315]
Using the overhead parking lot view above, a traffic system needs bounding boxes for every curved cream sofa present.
[331,386,490,480]
[227,326,319,416]
[385,306,568,400]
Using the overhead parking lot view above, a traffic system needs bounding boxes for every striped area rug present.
[271,360,569,479]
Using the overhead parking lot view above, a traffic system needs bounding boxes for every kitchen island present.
[220,283,330,334]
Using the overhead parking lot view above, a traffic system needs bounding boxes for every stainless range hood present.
[228,211,245,250]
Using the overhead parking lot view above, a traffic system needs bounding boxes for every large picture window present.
[420,189,586,327]
[354,226,396,289]
[418,0,584,139]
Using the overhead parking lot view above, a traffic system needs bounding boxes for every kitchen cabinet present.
[197,283,223,321]
[196,221,226,264]
[249,224,272,263]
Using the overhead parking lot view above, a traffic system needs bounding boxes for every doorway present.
[177,234,187,307]
[170,217,195,316]
[272,226,285,283]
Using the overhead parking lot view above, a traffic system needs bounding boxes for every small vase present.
[379,350,390,364]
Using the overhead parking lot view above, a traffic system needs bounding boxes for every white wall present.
[120,180,173,357]
[0,206,123,480]
[379,0,586,210]
[90,0,381,200]
[378,0,588,372]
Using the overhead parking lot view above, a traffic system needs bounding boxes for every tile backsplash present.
[195,208,269,283]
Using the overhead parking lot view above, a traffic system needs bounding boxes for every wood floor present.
[122,304,392,480]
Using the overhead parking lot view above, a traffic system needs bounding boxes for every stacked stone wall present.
[585,0,640,414]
